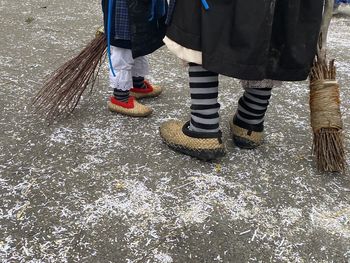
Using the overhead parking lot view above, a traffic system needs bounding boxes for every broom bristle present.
[32,33,107,123]
[313,128,345,172]
[310,59,346,173]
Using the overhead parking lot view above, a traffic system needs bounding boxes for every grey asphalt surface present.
[1,1,350,262]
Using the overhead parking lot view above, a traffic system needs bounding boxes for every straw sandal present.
[130,80,162,99]
[230,115,263,149]
[160,120,225,161]
[107,96,152,117]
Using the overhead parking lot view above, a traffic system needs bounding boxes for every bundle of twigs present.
[32,29,107,122]
[309,0,346,172]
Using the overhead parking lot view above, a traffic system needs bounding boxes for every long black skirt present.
[166,0,324,81]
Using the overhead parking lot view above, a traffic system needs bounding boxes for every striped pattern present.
[189,64,220,133]
[132,76,146,89]
[113,88,130,102]
[236,88,272,126]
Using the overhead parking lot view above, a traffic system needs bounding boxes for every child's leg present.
[130,56,162,99]
[236,85,272,131]
[132,56,149,89]
[109,46,134,102]
[108,46,152,117]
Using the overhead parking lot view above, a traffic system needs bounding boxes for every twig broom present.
[32,28,107,122]
[309,0,346,172]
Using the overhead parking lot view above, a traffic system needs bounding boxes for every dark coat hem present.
[133,39,165,59]
[167,25,312,81]
[204,52,311,81]
[110,39,132,49]
[166,24,201,52]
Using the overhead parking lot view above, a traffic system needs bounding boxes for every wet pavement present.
[1,1,350,262]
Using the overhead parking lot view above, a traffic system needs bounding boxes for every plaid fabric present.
[112,0,167,41]
[114,0,131,40]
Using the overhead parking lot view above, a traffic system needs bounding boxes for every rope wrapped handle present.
[310,79,343,132]
[95,26,104,37]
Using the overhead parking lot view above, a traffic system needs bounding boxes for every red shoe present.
[107,96,152,117]
[130,80,162,99]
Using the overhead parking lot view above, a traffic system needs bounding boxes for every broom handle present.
[318,0,334,63]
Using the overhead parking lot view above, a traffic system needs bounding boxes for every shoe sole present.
[109,110,152,117]
[232,135,260,149]
[107,103,152,117]
[229,120,261,149]
[130,91,162,99]
[162,140,225,161]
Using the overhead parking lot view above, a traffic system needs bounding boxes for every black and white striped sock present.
[236,87,272,130]
[189,63,220,133]
[113,88,130,102]
[132,76,146,89]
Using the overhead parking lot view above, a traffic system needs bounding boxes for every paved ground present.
[1,1,350,262]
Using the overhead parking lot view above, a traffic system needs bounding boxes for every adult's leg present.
[231,80,274,149]
[159,63,224,161]
[189,63,220,133]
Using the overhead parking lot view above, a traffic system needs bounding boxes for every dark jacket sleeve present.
[127,0,167,58]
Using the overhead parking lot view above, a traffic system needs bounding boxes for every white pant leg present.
[132,56,149,78]
[109,46,134,91]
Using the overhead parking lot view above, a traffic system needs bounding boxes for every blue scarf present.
[201,0,209,10]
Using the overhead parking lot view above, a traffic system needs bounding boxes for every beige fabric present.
[163,36,202,65]
[107,100,152,117]
[240,79,282,89]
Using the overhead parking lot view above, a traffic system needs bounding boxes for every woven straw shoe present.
[230,115,263,149]
[107,96,152,117]
[130,80,162,99]
[160,120,225,161]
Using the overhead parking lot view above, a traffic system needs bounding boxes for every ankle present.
[113,88,130,102]
[132,76,146,89]
[233,115,264,132]
[189,122,220,133]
